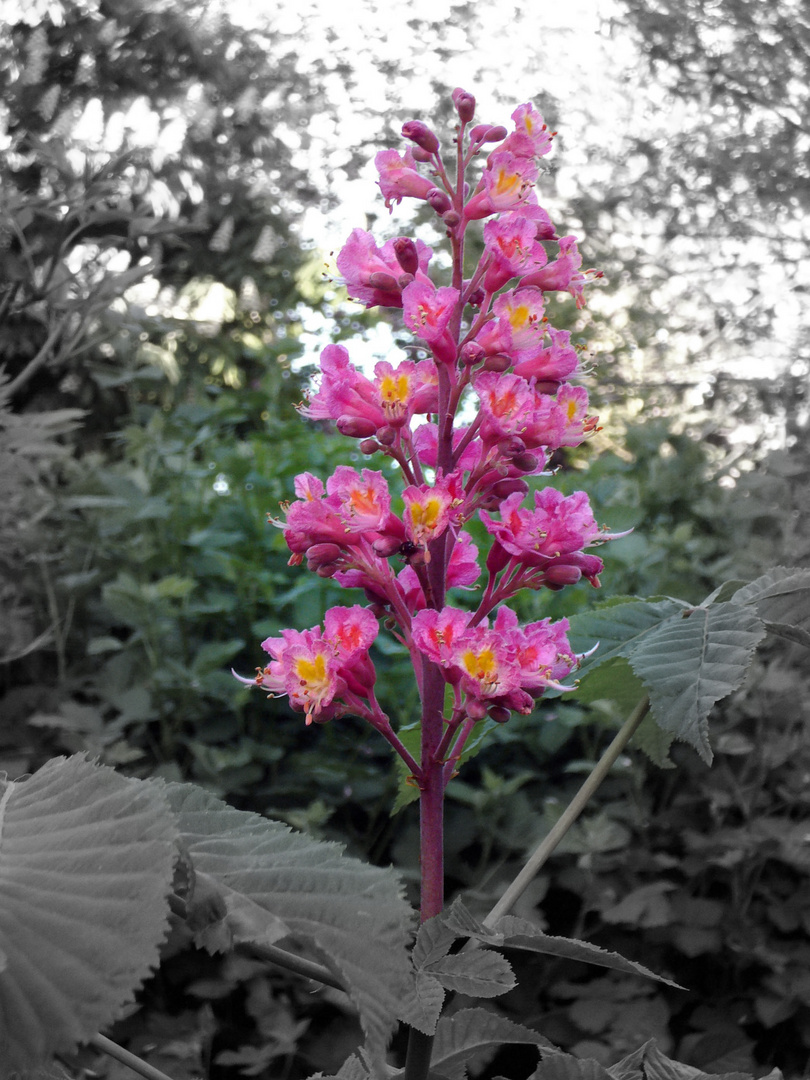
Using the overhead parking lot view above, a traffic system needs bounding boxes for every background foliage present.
[1,0,808,1077]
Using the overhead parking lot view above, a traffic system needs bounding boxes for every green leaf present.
[160,783,414,1068]
[430,1007,559,1080]
[491,916,684,989]
[729,567,810,636]
[570,595,766,763]
[628,602,765,763]
[607,1039,768,1080]
[528,1055,613,1079]
[0,756,176,1078]
[570,597,686,675]
[425,949,515,998]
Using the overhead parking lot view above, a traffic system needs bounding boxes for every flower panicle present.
[237,88,619,759]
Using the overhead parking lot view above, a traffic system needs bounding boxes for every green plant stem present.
[483,695,651,927]
[89,1034,177,1080]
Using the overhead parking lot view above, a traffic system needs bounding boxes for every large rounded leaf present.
[0,755,177,1078]
[161,782,414,1067]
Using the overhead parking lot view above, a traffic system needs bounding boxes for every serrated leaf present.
[608,1038,764,1080]
[729,567,810,633]
[491,916,683,989]
[412,911,459,968]
[628,602,765,763]
[432,1007,559,1080]
[569,598,686,676]
[160,783,414,1068]
[398,969,446,1036]
[426,949,515,998]
[529,1055,613,1079]
[0,755,176,1078]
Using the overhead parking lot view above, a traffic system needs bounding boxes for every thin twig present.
[89,1033,178,1080]
[483,695,651,927]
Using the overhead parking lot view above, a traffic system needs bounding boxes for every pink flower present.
[236,607,380,725]
[519,236,600,308]
[327,466,391,533]
[337,228,433,308]
[376,148,435,210]
[474,371,538,442]
[398,533,481,612]
[556,384,598,446]
[402,476,460,550]
[249,626,344,725]
[492,607,577,691]
[302,345,438,434]
[454,624,521,700]
[491,288,547,357]
[481,488,601,567]
[513,326,580,386]
[482,215,547,292]
[412,606,472,664]
[402,281,460,363]
[412,423,482,472]
[464,151,538,220]
[502,103,554,160]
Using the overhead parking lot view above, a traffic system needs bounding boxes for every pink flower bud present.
[398,272,415,288]
[411,146,433,163]
[544,563,583,586]
[359,438,379,455]
[486,540,511,574]
[466,698,488,720]
[427,188,452,215]
[483,353,511,372]
[487,705,511,723]
[376,425,397,446]
[460,341,485,366]
[315,564,339,578]
[533,380,561,395]
[466,286,485,307]
[393,236,419,275]
[401,120,440,155]
[336,415,378,438]
[452,88,476,123]
[442,210,461,227]
[511,452,540,473]
[491,478,529,500]
[306,543,343,569]
[499,435,527,457]
[470,124,507,145]
[372,535,403,558]
[367,271,400,292]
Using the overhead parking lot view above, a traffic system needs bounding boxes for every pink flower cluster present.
[239,90,616,780]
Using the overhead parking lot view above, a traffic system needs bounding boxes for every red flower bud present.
[490,478,529,500]
[376,425,397,446]
[487,705,511,723]
[544,564,583,586]
[336,415,378,438]
[427,188,452,215]
[401,120,440,155]
[306,543,343,570]
[483,353,511,372]
[511,452,540,473]
[469,123,507,145]
[372,535,404,558]
[452,88,475,123]
[359,438,379,455]
[393,236,419,275]
[460,341,485,366]
[466,286,485,307]
[499,435,527,457]
[367,271,400,292]
[486,540,511,574]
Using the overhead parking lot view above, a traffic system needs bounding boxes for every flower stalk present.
[238,86,613,1073]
